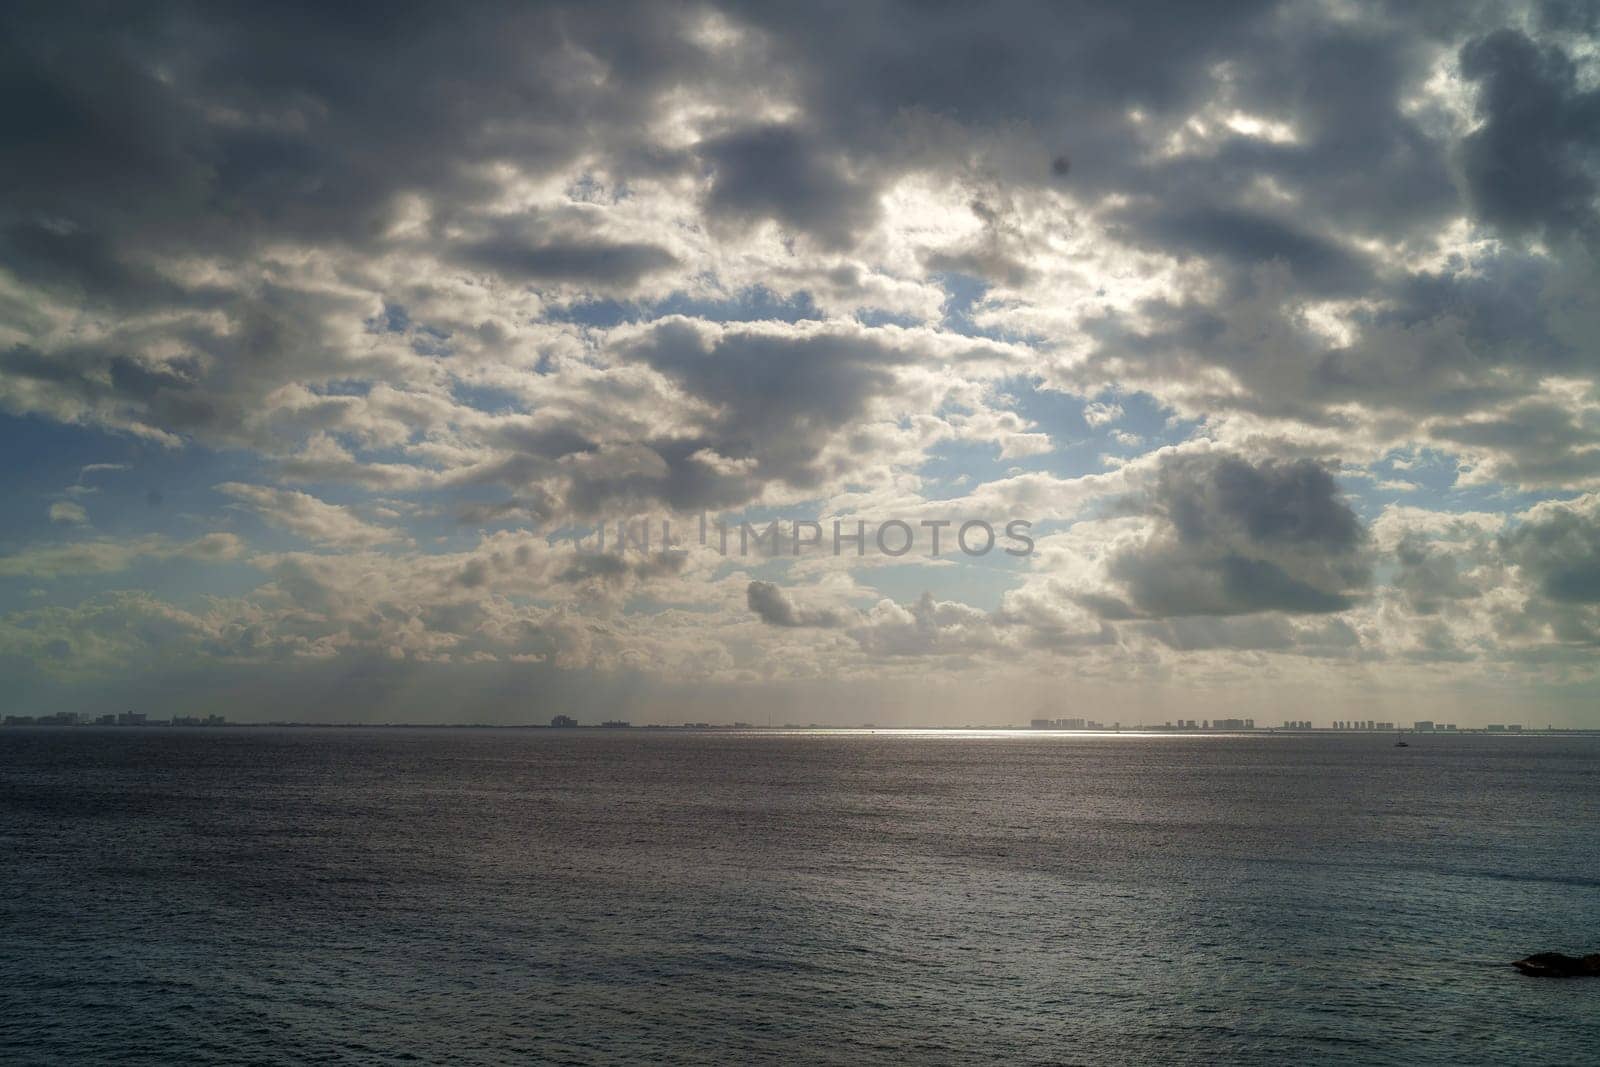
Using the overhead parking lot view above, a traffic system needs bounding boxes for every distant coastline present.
[6,716,1600,735]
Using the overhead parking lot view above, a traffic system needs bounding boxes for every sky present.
[2,0,1599,726]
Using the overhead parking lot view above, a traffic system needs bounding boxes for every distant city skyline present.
[1,711,1566,734]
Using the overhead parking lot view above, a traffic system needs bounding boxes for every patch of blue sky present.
[935,272,1046,346]
[856,554,1030,614]
[0,414,259,549]
[916,440,1034,500]
[1012,384,1195,454]
[1431,480,1568,515]
[937,272,996,337]
[1340,446,1568,523]
[713,499,831,527]
[368,302,453,356]
[916,384,1200,497]
[450,381,526,415]
[854,308,925,329]
[367,302,412,334]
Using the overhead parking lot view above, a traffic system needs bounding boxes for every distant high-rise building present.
[550,714,578,728]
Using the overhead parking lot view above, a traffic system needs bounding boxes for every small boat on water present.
[1394,731,1409,747]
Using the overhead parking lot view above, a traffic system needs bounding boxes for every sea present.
[2,728,1597,1065]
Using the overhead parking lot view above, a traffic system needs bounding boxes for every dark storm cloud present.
[1111,206,1375,295]
[1540,0,1600,34]
[746,580,846,628]
[1184,23,1459,235]
[699,124,880,249]
[1393,536,1484,616]
[0,281,400,445]
[3,0,1592,469]
[625,323,905,446]
[1430,399,1600,488]
[1345,255,1578,374]
[562,440,764,516]
[1459,28,1600,242]
[0,0,721,437]
[516,316,944,517]
[1136,613,1361,655]
[566,320,937,512]
[732,0,1274,149]
[1156,454,1364,550]
[733,0,1461,244]
[0,221,209,309]
[1497,496,1600,646]
[455,227,680,287]
[491,423,600,462]
[1090,454,1371,619]
[1037,10,1600,459]
[1110,546,1359,618]
[0,340,209,435]
[1084,232,1598,438]
[560,550,689,585]
[0,0,708,260]
[4,0,1600,701]
[1503,501,1600,605]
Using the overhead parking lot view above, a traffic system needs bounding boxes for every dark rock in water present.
[1513,952,1600,978]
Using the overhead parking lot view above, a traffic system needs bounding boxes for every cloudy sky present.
[3,1,1599,725]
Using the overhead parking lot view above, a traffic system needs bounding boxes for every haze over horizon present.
[3,1,1600,726]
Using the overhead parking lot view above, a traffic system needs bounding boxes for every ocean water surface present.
[2,728,1597,1065]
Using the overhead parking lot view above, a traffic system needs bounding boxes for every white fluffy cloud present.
[217,484,400,548]
[48,501,87,525]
